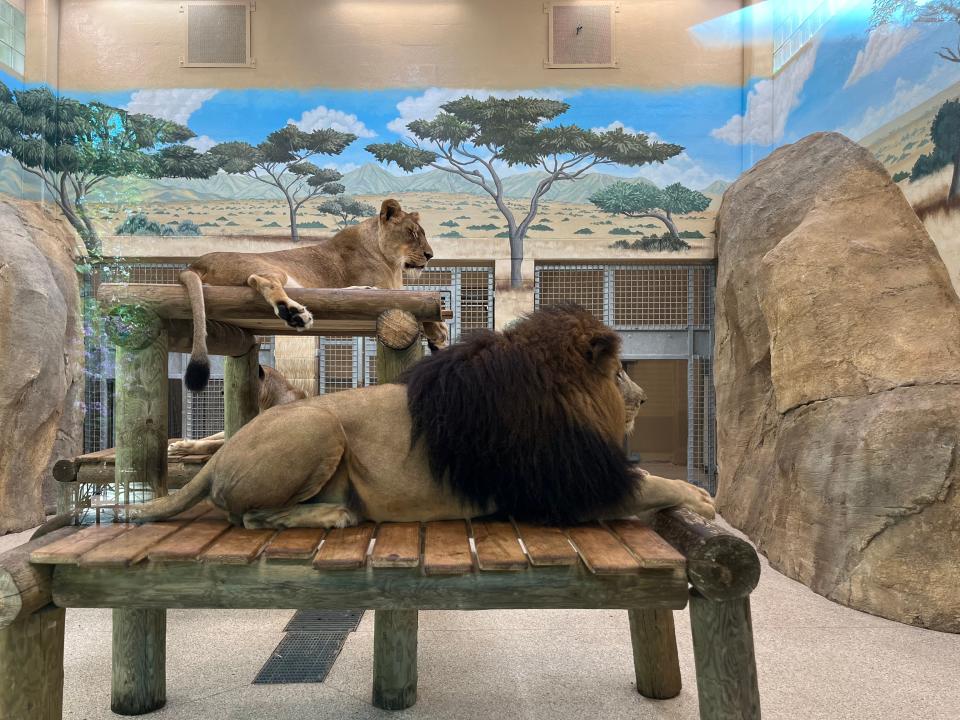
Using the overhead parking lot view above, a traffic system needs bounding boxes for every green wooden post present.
[372,309,423,710]
[689,592,760,720]
[628,608,682,699]
[224,344,260,438]
[0,606,65,720]
[109,306,168,715]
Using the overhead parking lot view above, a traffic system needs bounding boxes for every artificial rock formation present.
[715,132,960,632]
[0,200,84,533]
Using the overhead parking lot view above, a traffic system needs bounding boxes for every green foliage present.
[661,182,711,215]
[467,223,498,231]
[495,231,511,238]
[438,230,463,238]
[892,170,910,182]
[316,194,376,228]
[297,221,329,229]
[911,100,960,181]
[440,219,460,227]
[528,223,553,231]
[610,233,691,252]
[610,227,642,235]
[591,181,664,215]
[574,227,594,234]
[114,212,202,236]
[678,229,706,239]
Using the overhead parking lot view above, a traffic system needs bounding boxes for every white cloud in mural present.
[124,89,219,125]
[387,88,571,137]
[591,120,642,135]
[185,135,218,152]
[289,106,376,138]
[844,23,920,89]
[840,62,960,140]
[710,42,818,146]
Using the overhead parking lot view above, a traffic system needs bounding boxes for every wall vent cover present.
[544,2,618,68]
[180,1,254,67]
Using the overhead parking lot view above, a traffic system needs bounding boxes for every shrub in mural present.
[367,95,683,287]
[317,194,375,229]
[210,125,355,240]
[589,180,710,251]
[910,99,960,199]
[0,81,217,257]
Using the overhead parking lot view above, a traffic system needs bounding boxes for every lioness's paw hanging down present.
[275,301,314,330]
[168,440,195,459]
[423,321,449,350]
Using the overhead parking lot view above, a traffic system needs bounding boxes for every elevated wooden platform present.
[98,283,452,337]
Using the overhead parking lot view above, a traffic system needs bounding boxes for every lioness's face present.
[616,364,646,434]
[378,198,434,271]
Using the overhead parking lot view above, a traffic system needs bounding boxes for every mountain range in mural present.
[0,156,728,205]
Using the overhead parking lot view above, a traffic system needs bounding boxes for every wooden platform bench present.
[0,506,761,719]
[0,284,760,719]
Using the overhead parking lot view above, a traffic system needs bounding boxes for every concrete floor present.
[4,524,959,720]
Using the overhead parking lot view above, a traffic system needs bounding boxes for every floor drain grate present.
[253,632,349,684]
[284,609,364,633]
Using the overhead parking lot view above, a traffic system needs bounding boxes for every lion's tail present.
[125,463,213,522]
[181,269,210,391]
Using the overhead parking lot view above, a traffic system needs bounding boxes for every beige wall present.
[56,0,744,90]
[24,0,59,85]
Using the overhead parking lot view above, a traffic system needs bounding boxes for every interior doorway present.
[623,359,688,481]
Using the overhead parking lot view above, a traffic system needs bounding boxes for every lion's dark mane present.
[401,305,637,526]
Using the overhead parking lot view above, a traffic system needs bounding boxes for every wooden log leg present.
[376,310,424,384]
[372,609,418,710]
[112,608,166,715]
[224,343,260,438]
[0,606,65,720]
[689,592,760,720]
[628,608,682,699]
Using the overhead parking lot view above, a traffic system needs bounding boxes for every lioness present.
[169,365,305,459]
[128,305,714,528]
[182,198,448,391]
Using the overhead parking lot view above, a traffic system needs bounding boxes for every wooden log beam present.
[167,319,257,357]
[372,609,418,710]
[53,460,202,488]
[653,508,760,602]
[98,284,450,323]
[628,608,682,699]
[224,344,259,438]
[0,605,65,720]
[689,592,761,720]
[0,526,79,629]
[52,564,688,611]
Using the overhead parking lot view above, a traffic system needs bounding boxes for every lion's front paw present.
[276,302,314,330]
[681,483,716,519]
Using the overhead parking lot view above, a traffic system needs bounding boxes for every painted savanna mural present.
[0,76,741,287]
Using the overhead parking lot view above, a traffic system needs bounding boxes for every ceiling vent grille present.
[544,2,618,68]
[180,1,254,68]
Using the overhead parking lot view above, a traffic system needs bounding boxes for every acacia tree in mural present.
[367,96,682,287]
[910,99,960,197]
[589,180,710,250]
[210,125,355,241]
[0,82,218,256]
[871,1,960,61]
[317,195,376,229]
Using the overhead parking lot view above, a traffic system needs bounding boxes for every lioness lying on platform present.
[168,365,305,459]
[128,306,714,528]
[182,198,448,391]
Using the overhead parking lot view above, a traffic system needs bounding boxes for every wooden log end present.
[52,459,79,483]
[376,309,421,351]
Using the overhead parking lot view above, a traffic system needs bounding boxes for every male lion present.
[168,365,306,459]
[182,198,448,391]
[128,305,714,527]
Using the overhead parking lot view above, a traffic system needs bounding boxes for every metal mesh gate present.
[535,263,716,492]
[316,265,495,393]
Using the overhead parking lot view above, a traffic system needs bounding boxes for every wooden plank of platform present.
[423,521,473,575]
[262,528,326,561]
[79,523,184,567]
[30,524,135,565]
[200,528,275,564]
[471,521,528,571]
[567,525,641,575]
[370,523,421,568]
[513,523,579,567]
[606,520,686,570]
[148,520,231,562]
[314,524,375,570]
